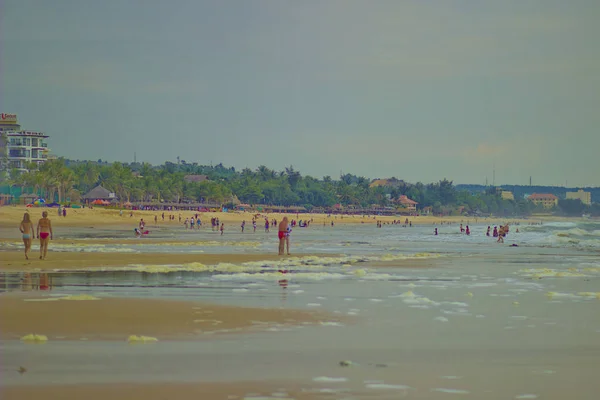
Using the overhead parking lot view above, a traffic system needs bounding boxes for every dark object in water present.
[510,244,519,247]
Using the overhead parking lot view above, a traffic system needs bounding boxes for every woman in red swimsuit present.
[36,211,53,260]
[278,217,289,255]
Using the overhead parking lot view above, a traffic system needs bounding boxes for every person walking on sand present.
[19,213,34,260]
[220,223,224,235]
[36,211,53,260]
[278,217,289,255]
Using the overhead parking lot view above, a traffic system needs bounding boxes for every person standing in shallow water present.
[278,217,289,255]
[19,213,34,260]
[285,222,292,255]
[36,211,53,260]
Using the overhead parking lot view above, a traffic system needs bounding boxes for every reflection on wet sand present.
[0,294,340,341]
[6,272,54,292]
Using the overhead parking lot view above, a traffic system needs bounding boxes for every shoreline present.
[0,251,339,272]
[0,250,439,273]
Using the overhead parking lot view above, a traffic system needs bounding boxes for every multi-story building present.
[566,189,592,205]
[0,114,50,173]
[528,193,558,209]
[496,188,515,201]
[5,131,50,171]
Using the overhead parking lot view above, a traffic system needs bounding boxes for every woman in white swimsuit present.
[19,213,34,260]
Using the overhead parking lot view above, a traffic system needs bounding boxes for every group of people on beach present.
[377,218,412,228]
[18,212,53,260]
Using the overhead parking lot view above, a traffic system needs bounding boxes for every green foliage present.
[557,199,586,216]
[8,159,593,216]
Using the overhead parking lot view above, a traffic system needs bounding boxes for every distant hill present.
[456,184,599,202]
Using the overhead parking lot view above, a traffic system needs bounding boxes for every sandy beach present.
[2,205,598,399]
[0,204,537,230]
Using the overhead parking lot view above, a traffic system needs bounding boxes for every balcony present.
[8,150,30,158]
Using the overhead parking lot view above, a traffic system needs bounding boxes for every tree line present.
[1,158,598,217]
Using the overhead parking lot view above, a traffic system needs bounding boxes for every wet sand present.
[1,382,327,400]
[0,294,338,341]
[0,251,333,272]
[4,362,598,400]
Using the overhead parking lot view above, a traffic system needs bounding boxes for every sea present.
[1,219,599,399]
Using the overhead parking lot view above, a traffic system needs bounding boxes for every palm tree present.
[104,163,133,202]
[256,165,276,181]
[58,168,76,203]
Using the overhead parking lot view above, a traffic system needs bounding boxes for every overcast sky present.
[1,0,599,186]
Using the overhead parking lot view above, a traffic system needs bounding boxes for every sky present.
[1,0,599,186]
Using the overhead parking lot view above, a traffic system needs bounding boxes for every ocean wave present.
[542,222,579,228]
[210,271,352,281]
[555,228,600,237]
[111,253,440,274]
[528,235,600,249]
[518,268,592,279]
[0,242,140,253]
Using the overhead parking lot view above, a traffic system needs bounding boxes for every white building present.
[0,113,50,173]
[566,189,592,205]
